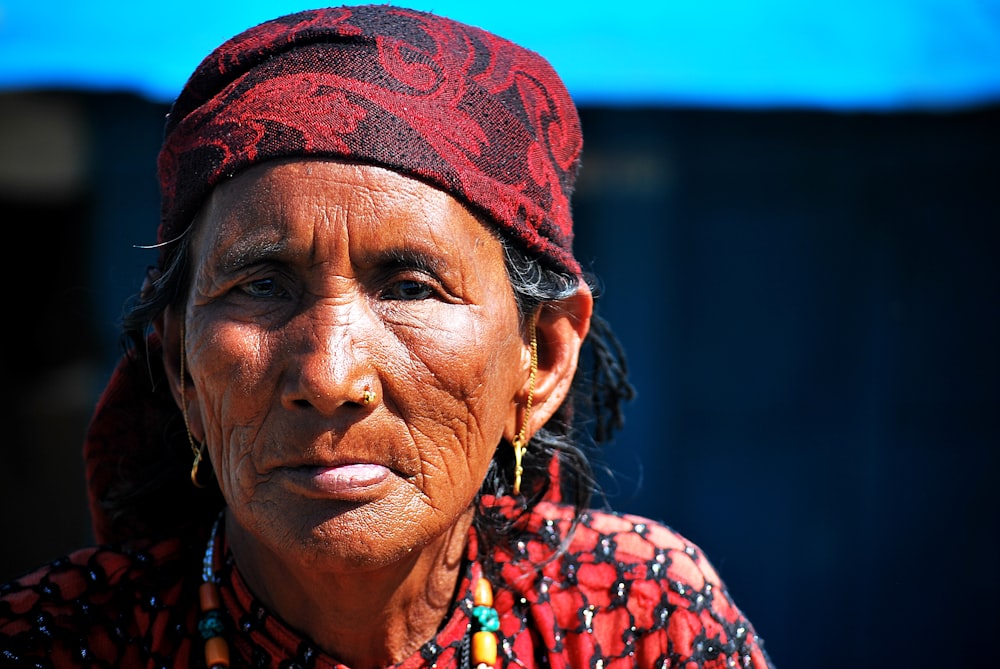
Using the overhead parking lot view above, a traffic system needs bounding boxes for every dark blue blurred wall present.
[1,92,997,668]
[572,106,999,668]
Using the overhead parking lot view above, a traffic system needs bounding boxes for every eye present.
[240,277,287,299]
[382,279,435,301]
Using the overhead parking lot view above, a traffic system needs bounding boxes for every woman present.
[0,5,774,668]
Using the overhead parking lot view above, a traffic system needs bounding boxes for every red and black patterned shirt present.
[1,501,773,668]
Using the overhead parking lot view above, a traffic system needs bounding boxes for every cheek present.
[189,326,275,497]
[391,309,523,479]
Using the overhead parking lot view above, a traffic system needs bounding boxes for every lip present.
[282,463,393,500]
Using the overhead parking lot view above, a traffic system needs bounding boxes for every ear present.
[153,306,206,443]
[504,281,593,441]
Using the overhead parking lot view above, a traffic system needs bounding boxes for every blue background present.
[3,0,1000,109]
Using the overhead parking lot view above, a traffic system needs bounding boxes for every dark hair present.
[116,215,634,550]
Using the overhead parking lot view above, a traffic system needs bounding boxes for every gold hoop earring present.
[179,327,207,489]
[512,316,538,496]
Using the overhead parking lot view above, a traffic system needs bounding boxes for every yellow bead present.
[472,630,497,666]
[474,577,494,607]
[204,635,230,668]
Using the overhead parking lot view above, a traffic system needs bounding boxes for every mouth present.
[282,462,394,500]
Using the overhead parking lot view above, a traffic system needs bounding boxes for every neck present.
[224,508,475,669]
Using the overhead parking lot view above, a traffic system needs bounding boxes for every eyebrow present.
[214,235,449,279]
[216,234,289,274]
[375,246,446,275]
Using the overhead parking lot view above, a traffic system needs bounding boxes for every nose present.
[281,304,380,415]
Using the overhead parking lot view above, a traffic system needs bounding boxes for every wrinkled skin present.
[157,159,591,667]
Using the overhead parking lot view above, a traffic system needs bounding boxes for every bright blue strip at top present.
[1,0,999,110]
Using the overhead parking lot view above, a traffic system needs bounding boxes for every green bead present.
[198,610,227,640]
[473,605,500,632]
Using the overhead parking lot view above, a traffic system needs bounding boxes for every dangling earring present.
[512,316,538,496]
[179,327,208,489]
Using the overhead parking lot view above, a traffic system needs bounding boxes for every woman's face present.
[179,159,528,572]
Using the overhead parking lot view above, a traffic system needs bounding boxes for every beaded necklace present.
[196,513,501,668]
[197,513,230,668]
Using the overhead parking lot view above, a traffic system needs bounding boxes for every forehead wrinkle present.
[196,176,296,271]
[302,181,372,270]
[417,214,496,285]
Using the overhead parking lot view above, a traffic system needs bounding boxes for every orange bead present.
[472,630,497,666]
[204,635,230,668]
[474,577,494,607]
[199,582,222,611]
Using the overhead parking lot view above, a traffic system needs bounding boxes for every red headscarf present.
[157,4,583,275]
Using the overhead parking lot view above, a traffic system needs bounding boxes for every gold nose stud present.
[361,388,376,405]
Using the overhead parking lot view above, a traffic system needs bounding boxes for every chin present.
[241,494,436,572]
